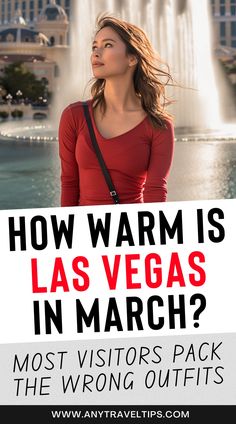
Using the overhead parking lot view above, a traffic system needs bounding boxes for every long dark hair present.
[90,14,175,128]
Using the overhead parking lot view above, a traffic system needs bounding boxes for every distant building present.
[210,0,236,49]
[0,0,69,96]
[0,0,71,26]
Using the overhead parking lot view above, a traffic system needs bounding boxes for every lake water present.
[1,136,236,210]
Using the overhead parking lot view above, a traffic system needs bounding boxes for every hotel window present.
[220,22,226,37]
[30,0,34,21]
[54,65,60,77]
[38,0,43,9]
[231,21,236,36]
[220,0,226,15]
[230,24,236,50]
[14,1,19,10]
[231,0,236,15]
[65,0,70,17]
[211,0,215,15]
[22,1,26,11]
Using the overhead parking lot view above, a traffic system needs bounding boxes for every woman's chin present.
[93,72,106,78]
[92,66,106,76]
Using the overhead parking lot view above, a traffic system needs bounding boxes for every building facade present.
[0,0,71,24]
[1,0,235,49]
[210,0,236,48]
[0,0,70,100]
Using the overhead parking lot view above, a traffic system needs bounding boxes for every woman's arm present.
[143,120,175,202]
[58,106,80,206]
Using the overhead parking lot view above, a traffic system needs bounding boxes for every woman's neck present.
[103,79,141,113]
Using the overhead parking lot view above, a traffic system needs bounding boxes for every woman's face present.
[91,26,135,79]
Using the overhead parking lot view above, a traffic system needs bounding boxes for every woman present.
[58,14,175,207]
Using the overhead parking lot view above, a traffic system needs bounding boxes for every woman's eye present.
[92,43,112,51]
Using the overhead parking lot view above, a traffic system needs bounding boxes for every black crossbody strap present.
[82,101,120,204]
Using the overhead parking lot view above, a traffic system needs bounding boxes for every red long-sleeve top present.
[58,99,174,206]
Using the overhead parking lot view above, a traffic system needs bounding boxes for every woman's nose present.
[93,47,102,57]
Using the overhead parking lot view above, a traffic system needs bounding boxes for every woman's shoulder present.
[144,117,175,148]
[60,99,92,129]
[155,118,174,131]
[145,116,174,135]
[63,98,92,114]
[161,119,174,136]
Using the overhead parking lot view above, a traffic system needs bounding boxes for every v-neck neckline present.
[88,99,148,141]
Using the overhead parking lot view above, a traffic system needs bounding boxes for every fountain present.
[57,0,230,132]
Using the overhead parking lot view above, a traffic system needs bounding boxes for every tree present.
[0,61,50,102]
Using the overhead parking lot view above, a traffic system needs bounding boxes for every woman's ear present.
[129,56,138,67]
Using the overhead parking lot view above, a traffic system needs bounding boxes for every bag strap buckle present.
[110,190,117,197]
